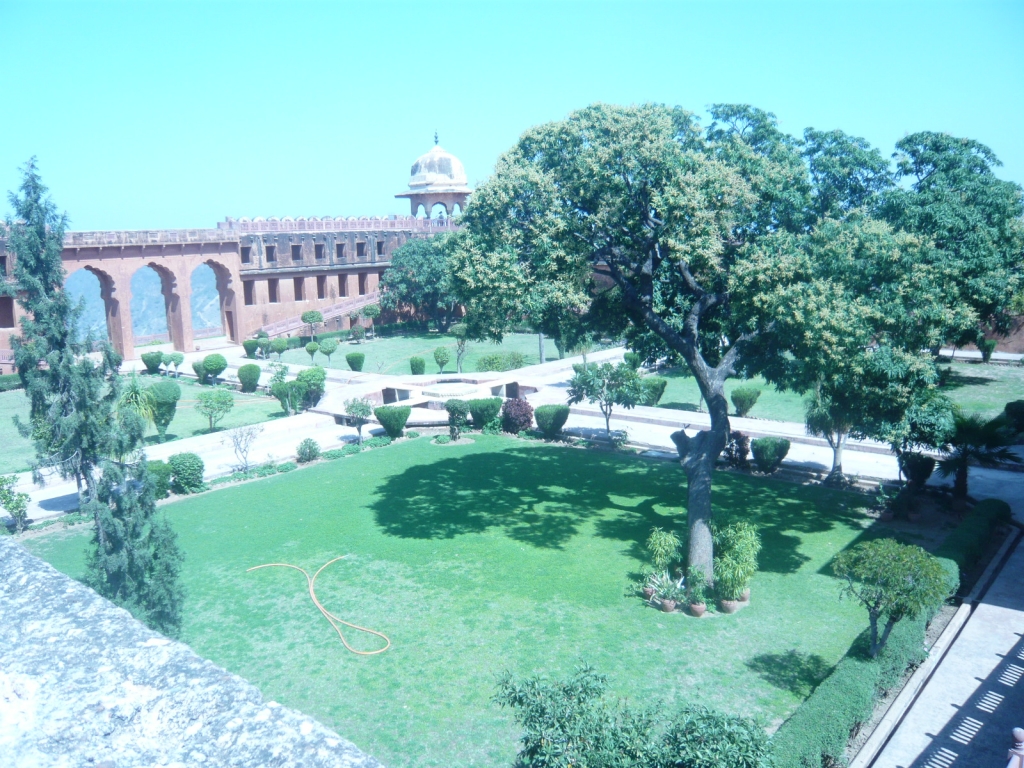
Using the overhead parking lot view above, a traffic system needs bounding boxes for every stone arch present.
[200,258,238,343]
[452,202,462,216]
[130,264,174,345]
[430,202,448,220]
[64,268,109,344]
[64,264,133,357]
[415,203,427,219]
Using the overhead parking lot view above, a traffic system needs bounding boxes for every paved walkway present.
[871,535,1024,767]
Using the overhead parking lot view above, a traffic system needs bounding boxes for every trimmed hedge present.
[731,385,761,417]
[535,404,570,438]
[237,364,261,393]
[640,376,668,406]
[374,405,411,438]
[410,356,425,375]
[147,460,172,500]
[772,557,957,768]
[346,352,365,371]
[242,339,259,359]
[168,452,205,494]
[751,437,790,474]
[140,351,164,374]
[468,397,503,430]
[202,353,228,381]
[0,374,23,392]
[192,360,208,384]
[934,499,1012,579]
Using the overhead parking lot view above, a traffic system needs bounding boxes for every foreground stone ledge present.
[0,537,382,768]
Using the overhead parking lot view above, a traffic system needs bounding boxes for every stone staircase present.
[258,291,380,338]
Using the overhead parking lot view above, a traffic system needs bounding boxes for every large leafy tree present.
[380,236,459,331]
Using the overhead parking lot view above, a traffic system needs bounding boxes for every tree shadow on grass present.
[659,402,704,413]
[746,650,833,697]
[370,444,871,573]
[939,368,994,390]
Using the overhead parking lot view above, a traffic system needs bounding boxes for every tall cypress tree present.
[6,160,185,637]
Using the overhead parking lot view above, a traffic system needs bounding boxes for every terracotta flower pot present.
[718,599,741,614]
[689,602,706,618]
[660,599,677,613]
[642,587,656,600]
[740,588,751,603]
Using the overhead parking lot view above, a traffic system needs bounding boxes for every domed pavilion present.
[395,136,472,219]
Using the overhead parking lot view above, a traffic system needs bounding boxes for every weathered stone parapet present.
[0,537,383,768]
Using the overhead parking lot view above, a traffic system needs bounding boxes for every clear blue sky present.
[3,1,1022,231]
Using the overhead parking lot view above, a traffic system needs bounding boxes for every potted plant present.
[657,582,683,613]
[686,566,709,617]
[713,522,761,614]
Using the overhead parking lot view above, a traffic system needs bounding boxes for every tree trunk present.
[868,611,880,656]
[831,432,844,475]
[603,404,612,438]
[954,461,969,499]
[538,333,546,365]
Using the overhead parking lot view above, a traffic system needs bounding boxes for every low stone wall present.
[0,537,382,768]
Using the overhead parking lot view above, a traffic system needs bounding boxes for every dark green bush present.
[502,398,534,433]
[640,376,668,406]
[1004,400,1024,433]
[242,339,259,359]
[535,404,570,438]
[295,366,326,407]
[147,460,172,500]
[445,399,470,440]
[296,438,321,463]
[346,352,365,371]
[434,435,451,445]
[237,363,261,393]
[980,338,998,363]
[406,431,420,439]
[374,405,411,438]
[286,337,302,350]
[202,354,228,382]
[168,452,205,494]
[363,436,392,449]
[349,325,366,343]
[623,351,641,371]
[410,356,425,375]
[0,374,23,392]
[730,385,761,417]
[934,499,1012,579]
[899,452,936,490]
[468,397,503,430]
[276,461,297,473]
[477,351,527,372]
[255,463,278,477]
[192,360,208,384]
[751,437,789,473]
[341,443,363,456]
[140,351,164,374]
[149,379,181,442]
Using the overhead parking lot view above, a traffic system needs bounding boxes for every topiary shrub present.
[147,460,172,500]
[374,405,412,438]
[349,324,366,343]
[202,354,228,383]
[318,337,338,363]
[237,363,261,393]
[730,385,761,417]
[149,380,181,442]
[305,341,320,363]
[535,404,570,439]
[640,376,668,406]
[295,366,326,408]
[468,397,503,430]
[502,398,534,434]
[980,338,998,363]
[168,452,205,494]
[270,338,288,359]
[140,351,164,375]
[346,352,365,371]
[751,436,790,474]
[296,437,321,463]
[434,346,451,373]
[899,452,936,490]
[410,356,425,375]
[192,360,208,384]
[623,351,641,371]
[445,399,470,440]
[242,339,259,359]
[1004,400,1024,433]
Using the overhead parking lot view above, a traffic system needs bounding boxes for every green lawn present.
[0,389,33,475]
[657,371,809,423]
[25,436,874,767]
[938,361,1024,420]
[280,332,565,375]
[140,376,285,444]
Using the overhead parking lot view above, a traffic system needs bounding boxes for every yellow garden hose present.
[247,556,391,655]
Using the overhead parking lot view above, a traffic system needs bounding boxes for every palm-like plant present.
[937,410,1020,498]
[118,372,155,425]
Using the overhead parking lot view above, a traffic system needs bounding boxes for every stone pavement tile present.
[873,539,1024,767]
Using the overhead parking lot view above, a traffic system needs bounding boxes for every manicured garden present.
[26,435,878,767]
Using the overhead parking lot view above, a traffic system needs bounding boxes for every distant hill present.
[66,265,223,342]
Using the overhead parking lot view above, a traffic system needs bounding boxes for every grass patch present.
[657,371,808,423]
[0,389,33,474]
[25,436,876,767]
[938,361,1024,420]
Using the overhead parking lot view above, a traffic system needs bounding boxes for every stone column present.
[104,272,135,361]
[163,266,194,354]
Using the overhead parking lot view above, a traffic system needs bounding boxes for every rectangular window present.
[356,242,366,259]
[336,243,346,260]
[376,240,384,256]
[243,281,255,306]
[0,296,14,328]
[291,244,302,262]
[268,278,279,303]
[241,246,252,264]
[317,275,327,300]
[293,277,304,301]
[338,274,347,297]
[358,273,367,295]
[266,245,277,262]
[315,243,325,260]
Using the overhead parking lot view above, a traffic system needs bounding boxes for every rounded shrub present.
[305,341,320,362]
[296,366,327,408]
[270,338,288,359]
[318,337,338,362]
[147,460,172,500]
[468,397,503,430]
[296,438,321,463]
[434,434,451,445]
[349,324,366,343]
[640,376,668,406]
[502,398,534,434]
[346,352,365,372]
[750,436,790,474]
[730,385,761,417]
[434,346,451,373]
[237,363,261,393]
[168,452,205,494]
[191,360,208,384]
[256,330,269,339]
[445,399,470,440]
[900,452,936,490]
[242,339,259,359]
[623,351,641,371]
[202,353,228,381]
[374,405,411,438]
[140,351,164,375]
[150,379,181,442]
[535,404,570,439]
[410,356,426,375]
[980,338,998,363]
